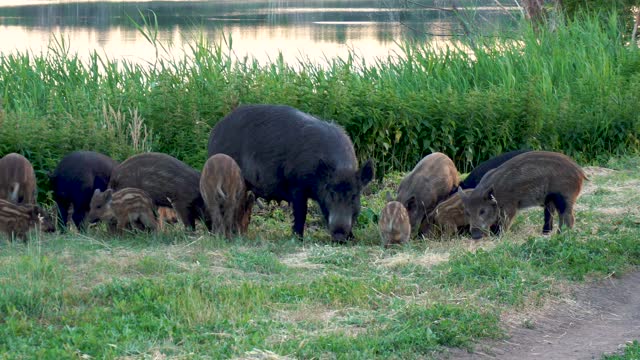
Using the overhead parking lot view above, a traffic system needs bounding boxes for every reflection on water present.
[0,1,517,66]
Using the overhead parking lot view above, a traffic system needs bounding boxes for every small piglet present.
[109,152,210,230]
[396,152,459,235]
[87,188,158,234]
[378,192,411,248]
[0,199,55,241]
[427,189,473,237]
[459,151,586,239]
[0,153,37,204]
[200,153,255,239]
[157,206,179,231]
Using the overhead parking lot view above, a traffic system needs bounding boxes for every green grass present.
[603,341,640,360]
[1,156,640,359]
[1,12,640,205]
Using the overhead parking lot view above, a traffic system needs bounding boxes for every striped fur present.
[427,189,473,237]
[200,154,254,239]
[0,199,55,241]
[378,201,411,248]
[88,187,158,233]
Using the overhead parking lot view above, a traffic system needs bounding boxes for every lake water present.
[0,1,517,66]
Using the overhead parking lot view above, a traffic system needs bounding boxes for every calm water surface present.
[0,0,517,66]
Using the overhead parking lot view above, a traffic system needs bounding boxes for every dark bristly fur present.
[396,152,459,236]
[87,187,158,234]
[0,153,37,204]
[49,151,119,232]
[459,151,587,239]
[207,104,374,243]
[459,149,531,190]
[200,153,255,239]
[0,199,55,241]
[108,152,211,231]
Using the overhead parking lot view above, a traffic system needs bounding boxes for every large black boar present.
[207,104,374,242]
[50,151,119,232]
[458,151,586,239]
[0,153,37,204]
[108,152,211,231]
[459,149,531,190]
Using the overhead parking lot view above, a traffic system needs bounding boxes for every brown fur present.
[87,188,158,234]
[427,189,473,237]
[157,206,178,231]
[200,154,255,239]
[379,198,411,248]
[0,199,55,241]
[0,153,37,204]
[396,152,460,235]
[459,151,587,239]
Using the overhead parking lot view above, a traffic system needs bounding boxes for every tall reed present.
[0,12,638,202]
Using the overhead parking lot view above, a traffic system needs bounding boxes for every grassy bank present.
[1,13,639,203]
[1,156,639,358]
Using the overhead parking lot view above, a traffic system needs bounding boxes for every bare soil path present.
[444,270,640,359]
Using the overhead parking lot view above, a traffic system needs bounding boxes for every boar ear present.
[385,191,393,202]
[93,188,102,197]
[246,191,256,207]
[457,186,468,201]
[104,189,113,203]
[359,159,374,187]
[484,187,497,203]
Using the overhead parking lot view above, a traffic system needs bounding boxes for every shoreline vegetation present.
[0,10,640,359]
[0,13,639,202]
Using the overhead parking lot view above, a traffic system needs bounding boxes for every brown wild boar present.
[0,199,55,241]
[0,153,37,204]
[87,188,158,234]
[458,151,587,239]
[378,192,411,248]
[200,154,255,239]
[426,189,473,237]
[396,152,459,235]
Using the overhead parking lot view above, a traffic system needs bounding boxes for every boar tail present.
[9,182,20,203]
[216,184,227,200]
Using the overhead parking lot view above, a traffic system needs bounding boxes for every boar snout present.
[470,228,485,240]
[328,209,353,243]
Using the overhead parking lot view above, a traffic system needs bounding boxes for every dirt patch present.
[233,349,295,360]
[280,251,324,270]
[582,166,616,178]
[442,270,640,359]
[377,251,451,268]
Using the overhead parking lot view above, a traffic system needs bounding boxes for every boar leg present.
[174,203,196,231]
[54,198,70,230]
[71,204,88,232]
[138,211,158,232]
[558,204,575,231]
[291,191,308,239]
[207,203,224,236]
[543,201,556,234]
